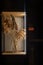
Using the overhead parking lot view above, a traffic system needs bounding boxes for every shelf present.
[2,12,26,17]
[2,52,26,55]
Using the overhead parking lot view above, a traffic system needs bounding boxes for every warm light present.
[28,27,35,31]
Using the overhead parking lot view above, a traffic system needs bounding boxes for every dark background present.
[0,0,43,65]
